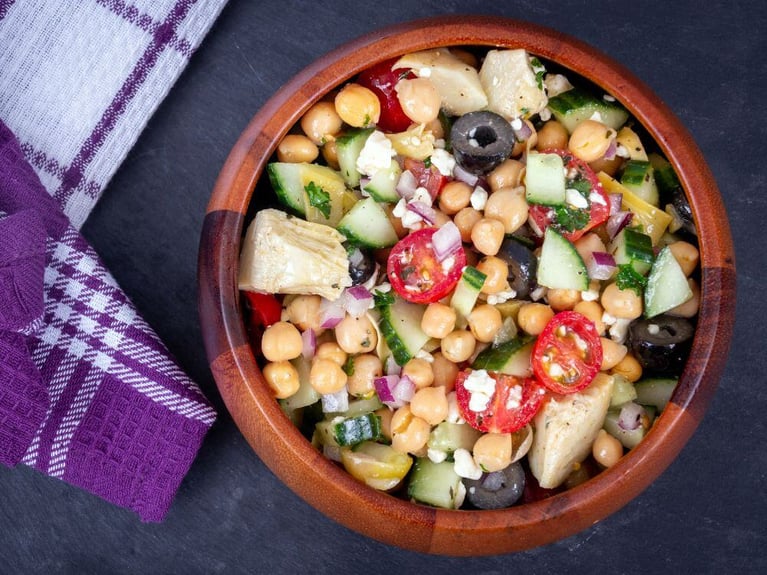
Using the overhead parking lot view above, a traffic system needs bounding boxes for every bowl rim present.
[198,15,736,556]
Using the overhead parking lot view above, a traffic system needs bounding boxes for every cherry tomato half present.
[403,157,450,201]
[387,227,466,304]
[357,58,415,133]
[532,311,603,395]
[528,149,609,242]
[455,370,546,434]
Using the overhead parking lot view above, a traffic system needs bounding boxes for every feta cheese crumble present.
[430,148,456,176]
[505,384,523,410]
[470,186,488,211]
[356,130,395,176]
[453,448,483,480]
[462,369,496,412]
[565,188,589,209]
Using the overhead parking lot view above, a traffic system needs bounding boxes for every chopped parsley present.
[342,355,355,376]
[554,205,590,232]
[423,156,432,168]
[304,181,331,219]
[616,264,648,295]
[373,289,394,309]
[530,57,546,91]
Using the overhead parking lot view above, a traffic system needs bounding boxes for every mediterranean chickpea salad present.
[238,46,700,510]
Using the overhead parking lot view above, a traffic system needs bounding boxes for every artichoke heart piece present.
[239,209,352,301]
[528,373,614,489]
[393,49,488,116]
[479,49,548,120]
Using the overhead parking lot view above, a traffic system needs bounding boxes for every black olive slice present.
[346,245,376,285]
[496,236,538,299]
[628,315,694,375]
[464,461,525,510]
[450,111,515,175]
[670,187,697,237]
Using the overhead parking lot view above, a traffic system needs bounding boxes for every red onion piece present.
[319,298,345,328]
[511,119,533,142]
[608,193,623,215]
[322,387,349,413]
[392,375,416,405]
[359,177,371,191]
[342,285,373,318]
[374,375,399,404]
[603,138,617,160]
[587,251,617,280]
[301,329,316,359]
[396,170,417,200]
[606,211,634,239]
[407,200,437,224]
[618,402,645,431]
[453,163,479,186]
[431,221,462,262]
[385,355,401,376]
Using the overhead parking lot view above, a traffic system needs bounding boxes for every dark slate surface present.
[3,1,765,573]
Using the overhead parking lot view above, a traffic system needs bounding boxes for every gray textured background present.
[2,1,764,573]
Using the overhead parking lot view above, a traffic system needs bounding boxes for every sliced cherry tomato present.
[527,149,610,242]
[403,157,449,201]
[357,58,415,133]
[387,227,466,303]
[455,370,546,434]
[242,291,282,327]
[531,311,603,395]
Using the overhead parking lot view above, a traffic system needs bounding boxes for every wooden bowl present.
[198,15,735,555]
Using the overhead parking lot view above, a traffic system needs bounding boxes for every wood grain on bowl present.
[198,15,735,555]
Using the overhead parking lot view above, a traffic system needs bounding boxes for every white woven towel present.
[0,0,228,228]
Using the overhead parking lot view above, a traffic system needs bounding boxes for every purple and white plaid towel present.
[0,0,225,521]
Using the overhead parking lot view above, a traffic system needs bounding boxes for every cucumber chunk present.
[644,246,693,318]
[336,128,374,188]
[337,197,399,248]
[471,336,535,377]
[362,159,402,203]
[609,227,654,275]
[427,422,482,454]
[525,152,566,206]
[634,377,678,411]
[377,295,430,365]
[316,413,382,447]
[407,458,465,509]
[603,408,647,449]
[547,87,629,133]
[621,160,659,206]
[450,266,486,327]
[537,227,589,290]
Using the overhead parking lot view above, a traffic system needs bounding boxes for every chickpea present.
[261,321,303,362]
[310,357,347,395]
[601,282,643,319]
[390,405,430,454]
[600,337,628,370]
[285,295,322,332]
[440,330,476,363]
[588,154,623,177]
[334,314,377,354]
[276,134,319,163]
[573,300,606,334]
[517,303,554,336]
[375,407,393,441]
[667,278,700,318]
[547,288,582,312]
[453,207,482,243]
[610,353,643,382]
[300,101,343,144]
[483,186,528,234]
[438,181,472,215]
[574,232,607,263]
[321,138,340,169]
[315,341,347,366]
[592,429,623,468]
[472,433,512,473]
[262,360,300,399]
[347,353,382,397]
[402,357,434,389]
[432,352,459,391]
[568,120,616,162]
[475,256,509,294]
[468,304,503,343]
[536,120,569,151]
[395,77,441,124]
[669,241,700,277]
[421,303,457,339]
[471,217,505,256]
[487,159,524,192]
[410,386,449,425]
[334,83,380,128]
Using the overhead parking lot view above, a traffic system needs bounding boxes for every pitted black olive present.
[464,461,525,509]
[496,236,537,299]
[628,315,694,375]
[670,187,697,237]
[450,111,515,174]
[346,245,376,285]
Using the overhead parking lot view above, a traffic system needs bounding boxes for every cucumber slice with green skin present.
[268,162,309,215]
[609,227,654,275]
[471,336,535,377]
[316,413,382,447]
[336,128,374,188]
[427,422,482,454]
[337,197,399,248]
[649,152,682,196]
[609,374,638,408]
[603,408,646,449]
[634,377,678,411]
[644,246,693,318]
[333,396,384,418]
[450,266,486,327]
[362,159,401,203]
[621,160,659,206]
[525,152,566,206]
[537,227,589,290]
[407,458,465,509]
[547,87,630,133]
[377,295,430,365]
